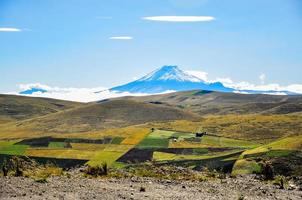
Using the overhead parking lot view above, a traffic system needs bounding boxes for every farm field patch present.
[87,145,133,166]
[0,140,28,155]
[153,149,243,162]
[25,149,97,160]
[232,135,302,176]
[48,142,67,148]
[0,127,294,175]
[70,143,107,151]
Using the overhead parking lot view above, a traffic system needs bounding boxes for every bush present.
[261,161,274,180]
[273,175,286,189]
[2,158,8,176]
[85,163,108,177]
[4,156,24,177]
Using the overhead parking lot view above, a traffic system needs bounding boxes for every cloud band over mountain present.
[8,66,302,102]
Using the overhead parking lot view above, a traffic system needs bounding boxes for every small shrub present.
[261,161,274,180]
[34,177,48,183]
[238,194,245,200]
[2,158,8,176]
[273,175,286,189]
[85,163,108,177]
[8,156,24,177]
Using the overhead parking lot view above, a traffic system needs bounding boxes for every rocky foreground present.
[0,175,302,200]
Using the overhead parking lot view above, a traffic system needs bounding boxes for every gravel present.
[0,176,302,200]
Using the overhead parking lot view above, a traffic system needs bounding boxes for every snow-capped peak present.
[137,65,203,82]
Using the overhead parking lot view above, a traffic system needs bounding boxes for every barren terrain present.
[1,175,302,200]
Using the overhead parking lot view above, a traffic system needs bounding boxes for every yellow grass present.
[103,144,133,152]
[121,129,150,145]
[242,135,302,157]
[0,124,149,141]
[148,114,302,143]
[169,140,211,148]
[70,143,107,151]
[25,149,96,160]
[87,144,134,167]
[232,159,261,175]
[87,151,125,167]
[52,126,148,139]
[153,150,242,162]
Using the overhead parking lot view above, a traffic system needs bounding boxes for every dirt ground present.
[0,175,302,200]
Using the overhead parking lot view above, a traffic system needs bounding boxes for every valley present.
[0,91,301,178]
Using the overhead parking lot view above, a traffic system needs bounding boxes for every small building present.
[195,132,206,137]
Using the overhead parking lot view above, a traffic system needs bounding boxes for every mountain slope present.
[110,66,233,93]
[0,99,198,138]
[0,94,83,123]
[116,90,302,115]
[232,135,302,176]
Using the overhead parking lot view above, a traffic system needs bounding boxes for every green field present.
[232,135,302,175]
[48,142,66,148]
[0,140,29,155]
[137,138,169,148]
[199,135,260,149]
[111,137,125,144]
[0,128,300,176]
[0,129,259,170]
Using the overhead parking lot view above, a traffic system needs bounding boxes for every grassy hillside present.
[147,114,302,143]
[119,90,302,115]
[0,94,83,124]
[0,93,301,176]
[232,135,302,176]
[0,99,198,139]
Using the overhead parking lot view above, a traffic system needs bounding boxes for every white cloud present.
[19,83,51,91]
[7,83,153,103]
[259,73,266,84]
[109,36,133,40]
[187,70,302,94]
[5,70,302,103]
[142,16,215,22]
[213,78,302,94]
[186,70,208,81]
[0,27,22,32]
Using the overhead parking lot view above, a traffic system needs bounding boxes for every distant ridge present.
[20,88,47,95]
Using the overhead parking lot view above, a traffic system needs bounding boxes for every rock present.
[220,179,227,184]
[140,187,146,192]
[288,184,296,190]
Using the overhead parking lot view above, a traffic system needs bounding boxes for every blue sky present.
[1,0,302,93]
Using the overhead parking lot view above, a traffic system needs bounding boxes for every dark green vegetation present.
[0,91,301,177]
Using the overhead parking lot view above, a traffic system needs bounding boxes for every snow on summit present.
[138,66,202,82]
[110,65,233,93]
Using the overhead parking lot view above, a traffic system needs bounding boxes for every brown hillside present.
[118,90,302,115]
[0,99,198,136]
[0,94,83,123]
